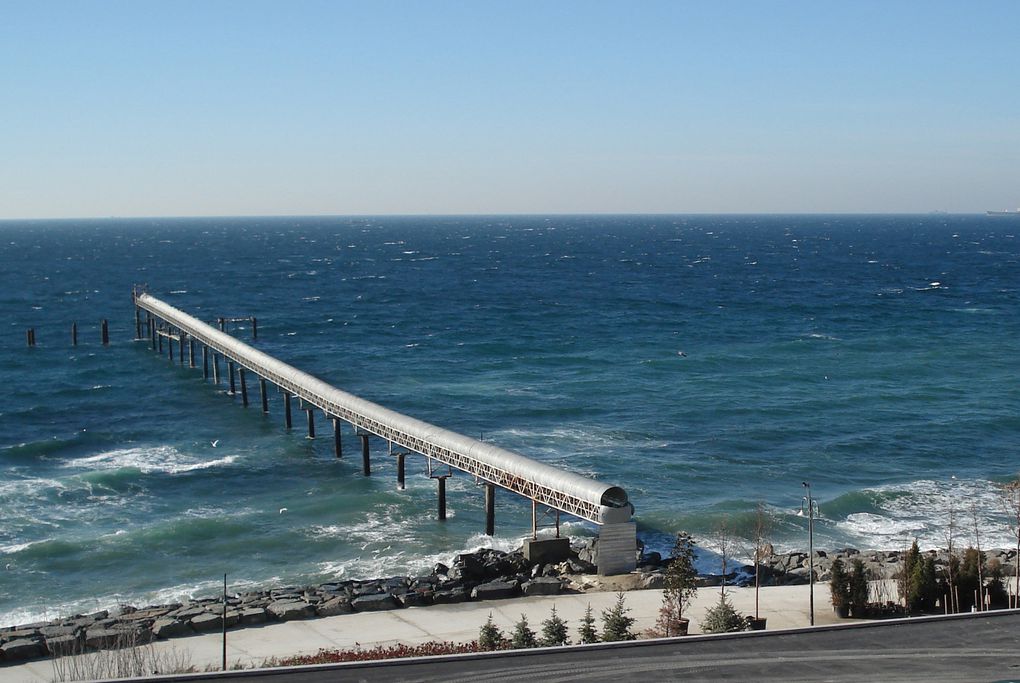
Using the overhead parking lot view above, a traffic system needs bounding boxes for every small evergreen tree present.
[701,593,746,633]
[601,593,636,641]
[898,539,921,608]
[478,612,504,651]
[510,613,537,649]
[578,603,599,644]
[986,558,1009,609]
[908,555,938,613]
[540,605,570,646]
[654,531,699,636]
[829,557,850,613]
[848,558,870,617]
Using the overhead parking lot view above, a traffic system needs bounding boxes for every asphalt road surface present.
[150,610,1020,683]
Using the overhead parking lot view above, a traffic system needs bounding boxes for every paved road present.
[131,611,1020,683]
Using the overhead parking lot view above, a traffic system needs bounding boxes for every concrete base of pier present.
[596,521,637,576]
[523,537,571,565]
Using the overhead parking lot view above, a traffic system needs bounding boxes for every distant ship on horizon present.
[987,208,1020,216]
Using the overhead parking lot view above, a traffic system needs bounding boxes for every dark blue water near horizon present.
[1,214,1018,625]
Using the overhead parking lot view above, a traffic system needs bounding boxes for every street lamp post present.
[801,481,818,626]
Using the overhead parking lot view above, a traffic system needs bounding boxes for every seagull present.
[279,507,288,514]
[211,440,219,448]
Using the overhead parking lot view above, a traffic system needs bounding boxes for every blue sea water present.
[1,214,1018,626]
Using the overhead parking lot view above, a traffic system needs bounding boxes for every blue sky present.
[2,1,1018,218]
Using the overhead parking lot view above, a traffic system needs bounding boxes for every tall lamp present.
[800,481,818,626]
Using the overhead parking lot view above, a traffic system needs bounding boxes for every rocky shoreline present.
[3,541,1017,664]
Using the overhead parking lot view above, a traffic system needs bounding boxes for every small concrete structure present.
[523,537,572,565]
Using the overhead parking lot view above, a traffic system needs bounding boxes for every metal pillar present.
[157,328,163,354]
[397,452,406,490]
[251,317,257,340]
[212,354,220,384]
[189,339,196,368]
[283,392,292,429]
[71,322,77,346]
[178,333,185,365]
[438,477,447,520]
[202,345,209,379]
[260,378,269,414]
[332,418,342,457]
[227,361,236,395]
[239,369,248,407]
[134,307,142,339]
[150,318,156,350]
[484,483,495,536]
[218,317,225,332]
[306,409,315,438]
[167,331,173,360]
[26,329,35,347]
[360,434,371,476]
[101,319,109,346]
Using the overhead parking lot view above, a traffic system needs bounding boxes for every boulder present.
[352,593,399,612]
[238,608,268,625]
[1,638,47,661]
[471,580,519,600]
[85,627,145,650]
[267,601,316,621]
[190,612,223,632]
[432,588,468,604]
[522,577,563,596]
[45,634,82,657]
[640,572,666,590]
[316,597,353,617]
[152,617,192,639]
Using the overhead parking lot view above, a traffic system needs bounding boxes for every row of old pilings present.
[137,306,499,536]
[25,320,109,347]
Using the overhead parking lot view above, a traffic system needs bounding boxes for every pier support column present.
[227,361,236,395]
[212,354,220,384]
[260,378,269,413]
[101,319,109,346]
[202,346,209,379]
[71,322,77,346]
[438,477,447,520]
[189,339,196,368]
[251,317,258,340]
[150,319,156,350]
[396,452,406,490]
[157,329,163,354]
[596,522,638,576]
[134,307,142,340]
[167,332,173,361]
[283,392,292,429]
[26,329,35,347]
[332,418,342,457]
[178,334,185,365]
[360,434,371,476]
[306,409,315,438]
[239,369,248,407]
[484,483,495,536]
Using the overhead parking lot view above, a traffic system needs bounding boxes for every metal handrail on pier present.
[134,292,631,528]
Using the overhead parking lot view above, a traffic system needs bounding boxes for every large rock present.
[316,596,353,617]
[471,580,519,600]
[45,634,82,657]
[152,617,192,639]
[396,591,432,608]
[432,587,468,604]
[352,593,399,612]
[2,638,47,661]
[190,612,224,632]
[267,601,316,621]
[238,608,268,625]
[85,627,145,650]
[522,577,563,596]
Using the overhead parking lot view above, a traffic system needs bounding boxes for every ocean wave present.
[63,446,238,475]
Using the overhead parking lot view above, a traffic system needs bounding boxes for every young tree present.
[540,605,570,646]
[898,539,921,610]
[750,502,774,622]
[848,558,870,617]
[654,531,699,637]
[1001,478,1020,608]
[577,603,599,644]
[600,593,636,642]
[971,501,986,611]
[510,614,537,649]
[829,557,851,616]
[478,612,504,651]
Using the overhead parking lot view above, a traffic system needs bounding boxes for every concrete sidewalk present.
[3,584,834,682]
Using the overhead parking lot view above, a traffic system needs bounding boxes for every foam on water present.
[63,446,238,475]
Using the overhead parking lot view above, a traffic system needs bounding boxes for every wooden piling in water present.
[361,434,371,475]
[284,392,292,429]
[260,378,269,413]
[484,483,495,536]
[306,409,315,438]
[251,317,257,340]
[332,418,342,457]
[71,322,77,346]
[202,345,209,379]
[101,319,109,346]
[239,368,248,407]
[212,353,220,384]
[227,361,236,395]
[26,328,35,347]
[397,452,406,490]
[438,477,447,520]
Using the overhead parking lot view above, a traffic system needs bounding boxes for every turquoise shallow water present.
[1,214,1018,625]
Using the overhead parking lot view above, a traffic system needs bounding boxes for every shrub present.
[268,641,481,666]
[601,593,636,642]
[701,593,746,633]
[653,531,699,637]
[848,558,870,617]
[829,557,850,613]
[540,605,570,646]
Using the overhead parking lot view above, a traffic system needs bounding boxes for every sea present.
[1,214,1018,626]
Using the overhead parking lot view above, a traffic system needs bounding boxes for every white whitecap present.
[63,446,238,475]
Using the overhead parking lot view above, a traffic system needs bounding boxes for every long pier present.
[133,290,636,574]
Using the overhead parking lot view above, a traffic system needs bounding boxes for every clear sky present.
[2,1,1018,218]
